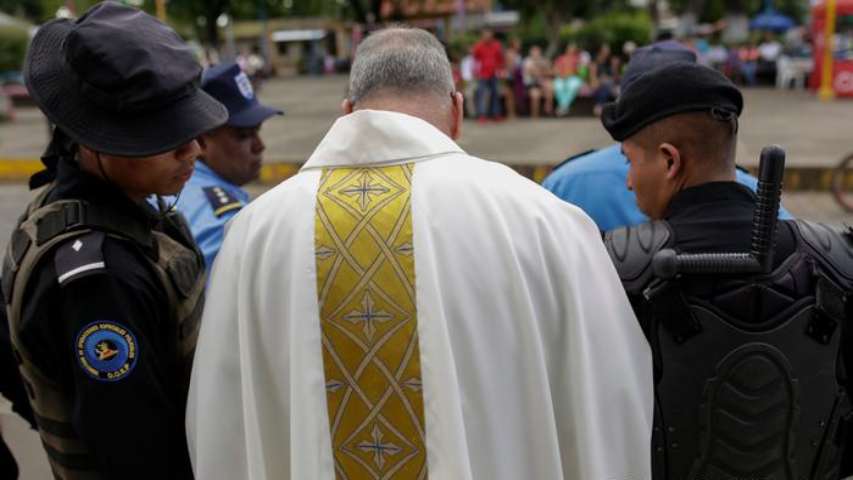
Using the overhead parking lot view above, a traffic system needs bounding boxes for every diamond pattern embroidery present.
[343,291,393,341]
[315,164,427,479]
[357,424,402,470]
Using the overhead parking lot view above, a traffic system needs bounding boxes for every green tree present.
[502,0,633,55]
[166,0,230,47]
[0,25,29,70]
[0,0,43,20]
[164,0,341,47]
[667,0,807,23]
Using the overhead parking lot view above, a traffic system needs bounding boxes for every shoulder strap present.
[604,220,674,295]
[202,186,243,218]
[34,200,153,250]
[54,231,107,286]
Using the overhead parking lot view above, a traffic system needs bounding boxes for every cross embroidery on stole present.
[315,165,428,479]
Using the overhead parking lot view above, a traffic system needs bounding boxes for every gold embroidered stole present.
[314,164,427,479]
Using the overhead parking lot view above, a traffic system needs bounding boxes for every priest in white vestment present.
[187,27,653,480]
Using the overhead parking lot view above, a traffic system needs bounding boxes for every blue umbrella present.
[750,1,796,32]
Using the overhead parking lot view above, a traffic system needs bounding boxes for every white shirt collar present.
[301,109,464,171]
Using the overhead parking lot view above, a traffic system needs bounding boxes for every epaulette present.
[203,186,243,218]
[604,221,674,295]
[793,220,853,288]
[54,231,106,286]
[550,148,598,172]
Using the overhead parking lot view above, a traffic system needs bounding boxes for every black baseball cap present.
[24,1,227,157]
[202,62,283,128]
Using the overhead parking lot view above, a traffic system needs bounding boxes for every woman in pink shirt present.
[553,44,584,116]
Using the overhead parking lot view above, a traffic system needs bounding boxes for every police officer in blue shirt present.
[176,62,282,270]
[542,41,792,232]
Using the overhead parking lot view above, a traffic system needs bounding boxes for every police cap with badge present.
[198,62,283,217]
[201,62,282,128]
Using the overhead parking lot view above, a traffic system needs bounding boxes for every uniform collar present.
[665,181,755,219]
[52,156,160,228]
[301,110,464,171]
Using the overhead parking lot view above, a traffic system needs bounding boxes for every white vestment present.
[187,110,653,480]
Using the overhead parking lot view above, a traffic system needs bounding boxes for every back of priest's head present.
[341,26,463,140]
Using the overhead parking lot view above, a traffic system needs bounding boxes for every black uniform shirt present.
[664,181,796,262]
[16,158,194,479]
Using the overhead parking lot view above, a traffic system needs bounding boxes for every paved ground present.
[2,75,852,168]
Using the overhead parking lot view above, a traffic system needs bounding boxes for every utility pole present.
[819,0,837,101]
[155,0,167,22]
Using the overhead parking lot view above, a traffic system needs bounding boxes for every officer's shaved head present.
[633,111,737,174]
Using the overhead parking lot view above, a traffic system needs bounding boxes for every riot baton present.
[652,145,786,279]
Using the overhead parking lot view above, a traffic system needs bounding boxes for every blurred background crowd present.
[449,25,823,121]
[0,0,852,124]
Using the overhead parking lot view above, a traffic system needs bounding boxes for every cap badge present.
[235,71,254,100]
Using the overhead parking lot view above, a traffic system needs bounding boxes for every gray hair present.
[348,27,454,103]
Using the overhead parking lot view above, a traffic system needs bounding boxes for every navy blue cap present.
[201,62,282,128]
[621,40,697,91]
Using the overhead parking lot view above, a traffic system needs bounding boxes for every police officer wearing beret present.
[602,62,853,479]
[1,3,227,478]
[542,40,792,232]
[175,62,282,271]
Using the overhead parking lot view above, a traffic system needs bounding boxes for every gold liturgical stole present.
[314,164,428,479]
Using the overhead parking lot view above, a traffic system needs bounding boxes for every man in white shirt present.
[187,26,653,480]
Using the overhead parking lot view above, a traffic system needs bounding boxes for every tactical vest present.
[605,220,853,480]
[1,184,205,480]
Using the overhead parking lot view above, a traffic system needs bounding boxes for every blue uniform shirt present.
[175,161,250,271]
[542,144,793,232]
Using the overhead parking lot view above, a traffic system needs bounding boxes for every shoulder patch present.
[75,321,138,382]
[54,231,106,286]
[203,186,244,218]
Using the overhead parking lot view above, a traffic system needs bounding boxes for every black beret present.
[601,62,743,142]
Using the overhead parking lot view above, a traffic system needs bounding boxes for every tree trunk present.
[347,0,367,24]
[648,0,660,30]
[686,0,706,18]
[544,7,564,59]
[206,11,220,48]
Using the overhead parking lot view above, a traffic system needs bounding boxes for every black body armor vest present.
[605,220,853,480]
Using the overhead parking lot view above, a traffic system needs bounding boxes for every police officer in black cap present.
[1,2,227,478]
[602,62,853,479]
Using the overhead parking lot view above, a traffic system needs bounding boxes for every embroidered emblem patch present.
[75,321,138,382]
[234,71,254,99]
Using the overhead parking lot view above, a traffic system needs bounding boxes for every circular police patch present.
[75,321,138,382]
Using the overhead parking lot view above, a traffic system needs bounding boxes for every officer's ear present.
[659,143,682,179]
[341,98,354,115]
[195,133,211,158]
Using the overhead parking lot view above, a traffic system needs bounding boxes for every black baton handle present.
[652,145,786,279]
